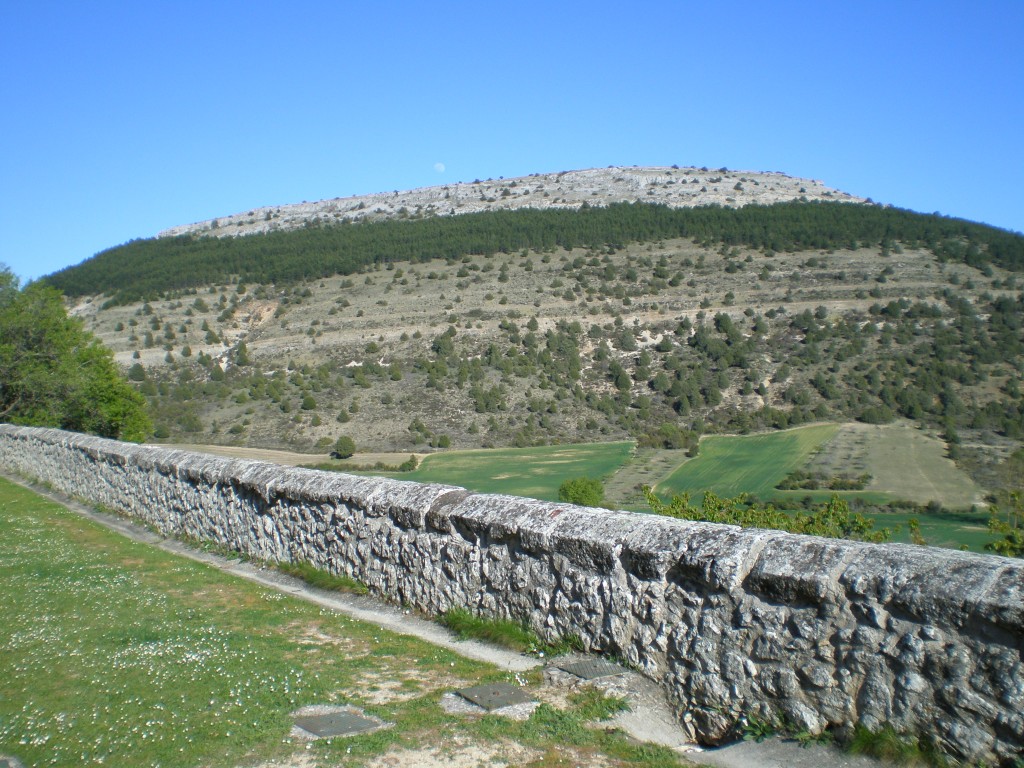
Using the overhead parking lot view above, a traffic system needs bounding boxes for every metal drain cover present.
[556,659,626,680]
[293,711,383,738]
[456,682,534,711]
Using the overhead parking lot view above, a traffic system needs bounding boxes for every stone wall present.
[1,425,1021,764]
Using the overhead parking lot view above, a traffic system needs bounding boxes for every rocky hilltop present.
[158,166,866,239]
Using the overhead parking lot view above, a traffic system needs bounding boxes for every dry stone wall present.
[0,425,1021,764]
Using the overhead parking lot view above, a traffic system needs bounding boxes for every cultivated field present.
[398,442,634,501]
[653,424,839,500]
[176,422,982,511]
[648,422,984,508]
[641,422,992,550]
[808,422,985,508]
[0,478,687,768]
[172,427,996,550]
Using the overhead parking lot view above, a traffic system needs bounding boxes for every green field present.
[366,425,999,552]
[398,441,635,501]
[0,477,684,768]
[646,423,1000,552]
[875,507,994,551]
[653,424,840,500]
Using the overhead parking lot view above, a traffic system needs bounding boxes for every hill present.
[46,165,874,304]
[44,167,1024,502]
[156,166,867,239]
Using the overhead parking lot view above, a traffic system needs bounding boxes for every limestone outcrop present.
[156,166,865,239]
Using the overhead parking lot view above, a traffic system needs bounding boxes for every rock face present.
[1,424,1020,765]
[156,166,866,240]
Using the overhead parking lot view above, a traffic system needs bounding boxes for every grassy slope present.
[68,224,1023,502]
[51,198,1023,547]
[0,477,685,768]
[399,441,635,501]
[653,424,840,500]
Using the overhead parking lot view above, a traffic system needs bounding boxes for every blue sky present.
[2,1,1022,283]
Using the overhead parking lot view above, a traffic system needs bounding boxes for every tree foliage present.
[0,266,150,441]
[643,487,891,542]
[986,504,1024,557]
[986,451,1024,557]
[332,435,356,459]
[558,476,605,507]
[42,201,1024,303]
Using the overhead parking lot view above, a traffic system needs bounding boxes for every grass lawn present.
[0,477,686,768]
[396,441,635,501]
[654,424,839,500]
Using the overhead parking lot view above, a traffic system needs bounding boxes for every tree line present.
[43,201,1024,303]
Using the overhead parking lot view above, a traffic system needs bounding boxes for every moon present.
[433,162,446,173]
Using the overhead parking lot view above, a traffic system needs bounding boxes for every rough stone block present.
[744,534,853,604]
[669,525,784,592]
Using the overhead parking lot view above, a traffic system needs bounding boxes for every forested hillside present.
[42,180,1024,510]
[46,202,1024,305]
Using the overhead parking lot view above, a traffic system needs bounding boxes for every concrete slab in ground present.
[293,710,384,738]
[556,658,626,680]
[456,682,535,711]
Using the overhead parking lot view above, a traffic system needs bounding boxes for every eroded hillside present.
[48,167,1023,497]
[69,231,1023,493]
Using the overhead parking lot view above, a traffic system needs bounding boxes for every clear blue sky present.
[2,1,1022,283]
